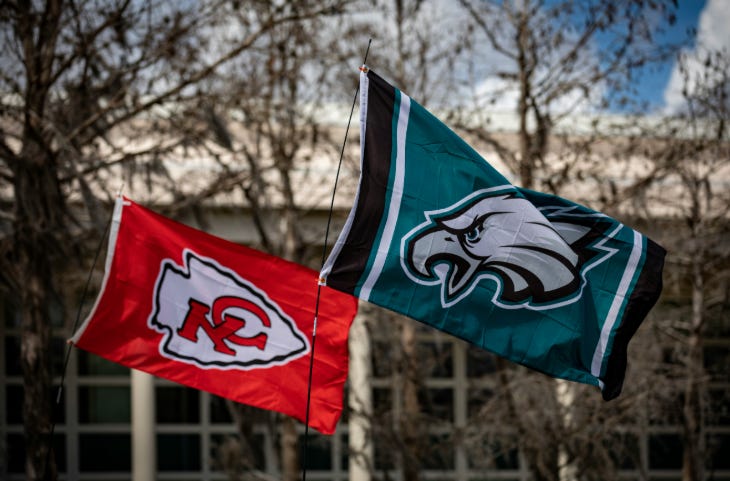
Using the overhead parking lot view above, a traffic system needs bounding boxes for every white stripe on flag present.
[360,93,411,301]
[591,229,643,378]
[70,197,126,344]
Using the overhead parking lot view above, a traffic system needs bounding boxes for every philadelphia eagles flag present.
[320,67,665,400]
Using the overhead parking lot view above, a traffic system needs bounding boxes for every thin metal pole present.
[301,39,372,481]
[42,202,115,480]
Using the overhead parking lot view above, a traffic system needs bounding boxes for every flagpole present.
[42,199,116,480]
[301,39,372,481]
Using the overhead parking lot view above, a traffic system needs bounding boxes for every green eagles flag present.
[321,67,666,399]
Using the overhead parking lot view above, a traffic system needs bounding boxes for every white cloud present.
[663,0,730,112]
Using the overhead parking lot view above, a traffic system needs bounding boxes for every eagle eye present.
[463,222,484,244]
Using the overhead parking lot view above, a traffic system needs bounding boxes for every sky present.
[413,0,728,115]
[660,0,730,112]
[633,0,704,111]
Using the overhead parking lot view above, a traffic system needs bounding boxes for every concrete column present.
[348,302,373,481]
[132,369,156,481]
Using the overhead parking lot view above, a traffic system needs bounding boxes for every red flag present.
[71,197,357,434]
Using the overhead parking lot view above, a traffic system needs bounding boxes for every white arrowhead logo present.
[148,249,309,370]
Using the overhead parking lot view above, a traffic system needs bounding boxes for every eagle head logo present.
[401,189,614,309]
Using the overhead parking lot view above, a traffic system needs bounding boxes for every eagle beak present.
[409,228,481,299]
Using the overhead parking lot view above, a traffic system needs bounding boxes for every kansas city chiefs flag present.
[320,68,665,400]
[71,197,357,434]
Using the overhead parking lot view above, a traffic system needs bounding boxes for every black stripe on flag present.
[328,71,397,293]
[601,238,666,400]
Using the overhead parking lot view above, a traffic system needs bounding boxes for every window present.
[466,345,497,378]
[79,433,132,472]
[649,433,683,470]
[299,434,332,470]
[421,433,455,470]
[419,387,454,423]
[210,394,233,423]
[466,387,494,419]
[156,386,199,424]
[466,437,520,471]
[77,350,129,376]
[158,434,201,471]
[419,341,454,378]
[707,434,730,470]
[79,386,130,423]
[607,432,640,470]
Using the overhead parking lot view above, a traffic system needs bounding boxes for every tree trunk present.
[556,380,577,481]
[280,416,299,481]
[14,2,66,475]
[280,199,302,481]
[516,8,534,190]
[15,150,65,480]
[496,359,559,481]
[19,269,56,481]
[682,256,705,481]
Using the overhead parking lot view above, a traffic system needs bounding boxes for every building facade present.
[2,276,729,480]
